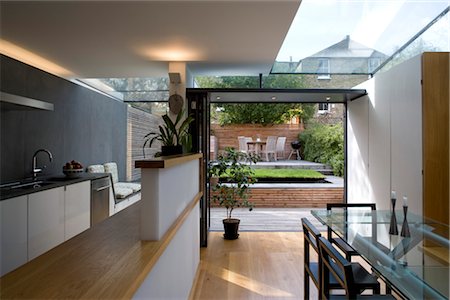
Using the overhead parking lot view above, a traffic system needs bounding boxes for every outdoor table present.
[311,209,449,300]
[247,140,266,155]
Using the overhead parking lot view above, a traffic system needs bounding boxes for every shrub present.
[299,123,344,176]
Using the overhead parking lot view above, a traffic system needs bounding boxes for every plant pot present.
[210,176,219,187]
[161,145,183,156]
[223,218,240,240]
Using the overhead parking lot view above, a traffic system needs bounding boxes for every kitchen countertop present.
[0,173,110,201]
[0,192,202,299]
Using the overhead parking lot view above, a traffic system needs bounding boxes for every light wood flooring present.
[191,231,319,300]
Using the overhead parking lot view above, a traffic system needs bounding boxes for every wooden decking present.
[191,232,318,300]
[209,207,326,232]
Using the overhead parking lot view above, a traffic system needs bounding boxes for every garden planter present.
[223,218,240,240]
[161,145,183,156]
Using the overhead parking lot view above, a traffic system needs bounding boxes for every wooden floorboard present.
[191,232,319,300]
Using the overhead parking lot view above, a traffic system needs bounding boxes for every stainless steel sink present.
[1,180,55,190]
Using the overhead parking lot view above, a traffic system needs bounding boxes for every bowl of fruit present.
[63,160,84,178]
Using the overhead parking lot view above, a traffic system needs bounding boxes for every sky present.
[276,0,450,62]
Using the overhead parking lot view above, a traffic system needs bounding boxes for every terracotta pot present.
[210,176,219,187]
[223,218,240,240]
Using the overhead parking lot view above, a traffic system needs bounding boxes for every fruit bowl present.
[63,168,84,178]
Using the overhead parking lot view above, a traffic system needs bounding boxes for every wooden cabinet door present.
[0,195,28,276]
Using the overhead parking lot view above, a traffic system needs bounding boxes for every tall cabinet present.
[422,52,449,227]
[348,52,449,226]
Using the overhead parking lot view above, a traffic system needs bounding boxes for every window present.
[318,103,330,113]
[368,58,381,73]
[317,59,331,80]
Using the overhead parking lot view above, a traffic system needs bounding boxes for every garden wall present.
[211,123,304,158]
[211,187,344,208]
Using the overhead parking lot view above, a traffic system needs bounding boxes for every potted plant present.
[143,109,194,156]
[209,147,258,239]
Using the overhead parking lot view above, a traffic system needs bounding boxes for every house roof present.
[308,35,388,59]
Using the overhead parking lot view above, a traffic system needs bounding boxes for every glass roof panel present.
[273,0,450,75]
[77,77,169,102]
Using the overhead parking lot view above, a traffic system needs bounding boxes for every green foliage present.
[209,148,258,219]
[212,103,315,125]
[252,168,325,179]
[197,75,314,125]
[299,123,344,176]
[143,110,194,154]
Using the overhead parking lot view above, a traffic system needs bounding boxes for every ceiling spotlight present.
[271,96,277,100]
[216,96,221,100]
[326,96,331,101]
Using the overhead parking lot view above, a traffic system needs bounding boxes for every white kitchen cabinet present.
[64,181,90,240]
[28,187,65,260]
[0,195,28,276]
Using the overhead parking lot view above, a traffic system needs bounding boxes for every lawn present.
[252,168,325,179]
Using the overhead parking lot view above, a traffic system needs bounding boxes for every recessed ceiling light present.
[271,96,277,100]
[216,96,221,100]
[326,96,331,101]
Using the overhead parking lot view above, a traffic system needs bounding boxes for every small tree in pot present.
[209,147,258,240]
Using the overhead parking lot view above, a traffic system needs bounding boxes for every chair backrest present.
[238,136,248,152]
[104,162,119,183]
[265,136,277,151]
[326,203,376,242]
[276,137,286,152]
[87,164,105,173]
[326,203,376,211]
[318,236,354,298]
[302,217,321,254]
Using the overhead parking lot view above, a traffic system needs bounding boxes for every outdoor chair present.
[318,237,393,300]
[238,136,249,154]
[276,136,286,159]
[261,136,277,161]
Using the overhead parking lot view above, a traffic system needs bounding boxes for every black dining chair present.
[302,218,340,299]
[326,203,376,261]
[318,236,395,300]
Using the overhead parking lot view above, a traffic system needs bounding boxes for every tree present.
[196,74,315,125]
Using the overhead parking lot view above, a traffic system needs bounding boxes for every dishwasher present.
[91,176,111,226]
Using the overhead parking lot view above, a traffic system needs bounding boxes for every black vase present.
[223,218,240,240]
[161,145,183,156]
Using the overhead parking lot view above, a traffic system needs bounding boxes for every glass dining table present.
[311,209,449,300]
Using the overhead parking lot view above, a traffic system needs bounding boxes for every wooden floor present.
[191,232,319,300]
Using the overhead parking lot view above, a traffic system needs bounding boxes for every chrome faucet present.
[32,149,53,180]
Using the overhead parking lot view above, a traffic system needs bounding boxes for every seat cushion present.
[114,187,133,199]
[104,162,119,184]
[116,182,141,193]
[87,164,105,173]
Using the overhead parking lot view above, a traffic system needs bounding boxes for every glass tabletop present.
[311,209,449,300]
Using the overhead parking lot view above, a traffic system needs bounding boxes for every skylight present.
[77,77,169,102]
[273,0,450,75]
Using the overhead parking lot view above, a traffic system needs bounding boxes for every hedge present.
[299,123,344,176]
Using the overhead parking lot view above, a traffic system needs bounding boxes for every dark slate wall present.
[0,55,127,182]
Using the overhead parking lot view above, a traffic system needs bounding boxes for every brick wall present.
[211,187,344,208]
[211,123,304,158]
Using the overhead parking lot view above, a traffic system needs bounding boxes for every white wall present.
[133,206,200,300]
[348,55,423,214]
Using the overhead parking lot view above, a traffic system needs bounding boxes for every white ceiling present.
[0,1,301,79]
